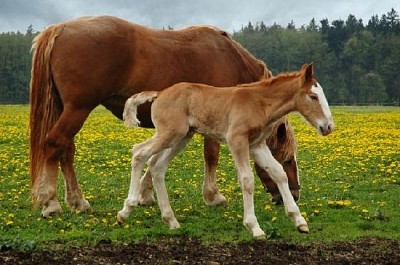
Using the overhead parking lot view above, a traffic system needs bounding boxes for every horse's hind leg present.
[202,137,227,206]
[36,106,92,217]
[60,140,91,212]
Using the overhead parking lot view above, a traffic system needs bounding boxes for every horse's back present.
[44,16,266,121]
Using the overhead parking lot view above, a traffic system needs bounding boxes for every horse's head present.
[255,117,300,204]
[296,63,334,136]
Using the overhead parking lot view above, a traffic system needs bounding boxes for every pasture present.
[0,105,399,252]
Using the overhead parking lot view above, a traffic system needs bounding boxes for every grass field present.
[0,105,399,250]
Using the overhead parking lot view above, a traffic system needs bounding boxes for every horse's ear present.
[302,63,314,83]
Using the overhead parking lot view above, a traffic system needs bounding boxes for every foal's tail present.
[29,24,64,189]
[123,91,159,127]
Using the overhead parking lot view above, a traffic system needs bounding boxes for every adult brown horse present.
[30,15,299,217]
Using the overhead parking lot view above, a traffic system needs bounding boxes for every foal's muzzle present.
[319,120,334,136]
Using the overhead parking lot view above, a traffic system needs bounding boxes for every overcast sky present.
[0,0,398,33]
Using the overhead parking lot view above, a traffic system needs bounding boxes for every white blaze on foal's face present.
[308,82,334,136]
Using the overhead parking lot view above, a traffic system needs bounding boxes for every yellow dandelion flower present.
[264,204,272,211]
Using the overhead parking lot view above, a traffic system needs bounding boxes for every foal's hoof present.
[297,224,310,234]
[254,234,266,240]
[116,213,127,224]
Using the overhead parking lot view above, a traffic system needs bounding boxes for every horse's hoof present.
[41,200,62,218]
[297,224,310,234]
[139,196,156,205]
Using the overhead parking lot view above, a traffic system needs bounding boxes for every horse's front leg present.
[251,143,309,233]
[202,137,227,206]
[60,140,91,213]
[138,169,156,205]
[228,136,265,239]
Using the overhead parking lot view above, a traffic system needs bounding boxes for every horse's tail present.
[29,24,64,189]
[123,91,159,127]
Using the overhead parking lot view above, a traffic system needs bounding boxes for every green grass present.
[0,105,399,250]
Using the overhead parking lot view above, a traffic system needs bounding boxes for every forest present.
[0,8,399,105]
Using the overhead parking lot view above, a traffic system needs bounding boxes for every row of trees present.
[0,26,34,103]
[0,9,399,104]
[233,8,400,104]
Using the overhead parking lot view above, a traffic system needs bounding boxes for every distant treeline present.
[0,9,399,104]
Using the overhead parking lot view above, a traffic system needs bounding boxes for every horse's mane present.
[266,117,297,161]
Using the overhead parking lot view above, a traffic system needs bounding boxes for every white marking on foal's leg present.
[149,135,193,229]
[117,141,155,223]
[251,143,309,233]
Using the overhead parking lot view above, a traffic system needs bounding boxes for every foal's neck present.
[256,76,300,122]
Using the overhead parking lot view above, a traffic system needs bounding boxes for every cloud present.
[0,0,398,33]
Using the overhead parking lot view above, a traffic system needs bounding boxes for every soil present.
[1,237,399,264]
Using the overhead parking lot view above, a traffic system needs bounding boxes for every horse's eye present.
[310,93,318,101]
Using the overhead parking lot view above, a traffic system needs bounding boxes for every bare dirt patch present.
[1,237,399,264]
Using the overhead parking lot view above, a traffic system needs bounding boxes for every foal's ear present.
[302,63,314,83]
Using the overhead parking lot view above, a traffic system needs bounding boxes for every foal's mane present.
[237,71,303,88]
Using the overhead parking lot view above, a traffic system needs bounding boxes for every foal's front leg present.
[228,136,265,239]
[251,143,309,233]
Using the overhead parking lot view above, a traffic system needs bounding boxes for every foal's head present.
[295,64,334,136]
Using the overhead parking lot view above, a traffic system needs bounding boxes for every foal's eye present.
[309,93,318,101]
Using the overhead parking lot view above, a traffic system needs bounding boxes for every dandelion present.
[264,204,272,211]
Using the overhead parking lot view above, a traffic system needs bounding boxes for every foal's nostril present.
[293,194,299,202]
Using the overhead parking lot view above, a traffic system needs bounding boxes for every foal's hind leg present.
[36,107,92,218]
[117,135,176,222]
[60,141,91,213]
[202,137,227,206]
[139,137,228,206]
[148,132,194,229]
[251,143,309,233]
